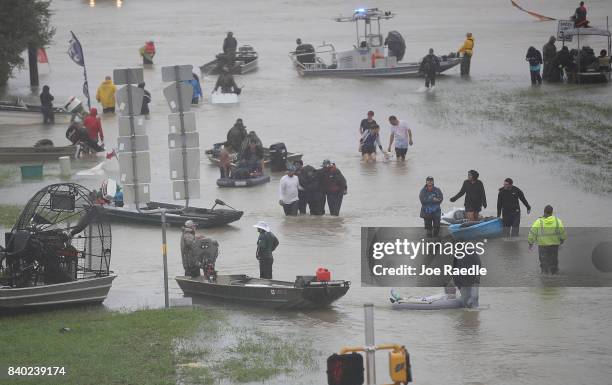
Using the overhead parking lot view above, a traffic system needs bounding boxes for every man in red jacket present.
[83,107,104,149]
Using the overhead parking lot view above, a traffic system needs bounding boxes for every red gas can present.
[316,267,331,282]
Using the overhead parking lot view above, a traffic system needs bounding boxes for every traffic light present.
[327,352,364,385]
[389,346,412,384]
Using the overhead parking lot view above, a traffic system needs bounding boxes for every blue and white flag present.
[68,31,85,67]
[83,80,90,100]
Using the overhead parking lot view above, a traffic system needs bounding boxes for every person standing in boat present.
[279,165,300,216]
[542,36,557,81]
[181,220,200,277]
[449,170,487,222]
[496,178,531,237]
[419,48,440,89]
[419,176,443,238]
[528,205,567,275]
[254,221,279,279]
[320,160,347,216]
[96,76,117,113]
[458,32,474,76]
[526,46,543,86]
[226,118,247,152]
[387,115,413,161]
[223,31,238,66]
[39,85,55,124]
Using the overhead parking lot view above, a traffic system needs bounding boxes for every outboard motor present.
[385,31,406,61]
[268,142,288,172]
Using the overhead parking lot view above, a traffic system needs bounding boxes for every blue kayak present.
[448,218,503,240]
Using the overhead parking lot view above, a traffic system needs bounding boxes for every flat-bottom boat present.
[0,145,76,162]
[176,274,350,310]
[216,175,270,188]
[0,100,71,125]
[100,201,243,227]
[200,45,258,75]
[1,275,116,310]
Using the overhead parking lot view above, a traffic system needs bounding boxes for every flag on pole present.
[37,48,49,64]
[68,31,85,67]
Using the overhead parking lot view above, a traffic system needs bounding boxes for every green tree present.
[0,0,55,86]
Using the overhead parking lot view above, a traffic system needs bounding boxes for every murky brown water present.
[2,0,612,384]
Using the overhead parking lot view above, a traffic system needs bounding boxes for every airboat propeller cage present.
[2,183,112,288]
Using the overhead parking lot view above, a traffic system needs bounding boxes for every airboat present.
[0,183,115,310]
[560,24,612,83]
[288,8,461,77]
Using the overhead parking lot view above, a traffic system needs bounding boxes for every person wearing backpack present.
[254,221,279,279]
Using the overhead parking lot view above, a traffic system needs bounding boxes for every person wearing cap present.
[320,160,347,216]
[358,110,378,152]
[542,36,557,81]
[419,177,443,237]
[528,205,567,274]
[279,165,300,216]
[458,32,474,76]
[387,115,413,161]
[254,221,279,279]
[449,170,487,221]
[96,76,117,113]
[497,178,531,237]
[181,220,200,277]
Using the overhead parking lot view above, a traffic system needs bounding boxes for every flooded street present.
[1,0,612,384]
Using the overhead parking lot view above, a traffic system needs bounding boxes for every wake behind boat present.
[289,8,461,77]
[176,274,350,310]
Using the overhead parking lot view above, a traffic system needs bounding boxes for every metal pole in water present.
[161,209,169,308]
[364,303,376,385]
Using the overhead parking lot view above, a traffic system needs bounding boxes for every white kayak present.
[211,92,239,104]
[390,289,464,310]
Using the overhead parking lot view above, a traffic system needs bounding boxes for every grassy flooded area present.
[0,307,317,385]
[0,203,22,228]
[426,85,612,192]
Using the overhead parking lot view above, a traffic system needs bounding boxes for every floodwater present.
[2,0,612,384]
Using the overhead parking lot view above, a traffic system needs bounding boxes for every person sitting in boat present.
[419,48,440,89]
[579,46,597,70]
[39,85,54,124]
[371,48,385,68]
[226,118,247,152]
[213,67,241,95]
[572,1,588,28]
[295,38,316,64]
[181,220,200,277]
[254,221,279,279]
[238,142,264,177]
[598,49,611,71]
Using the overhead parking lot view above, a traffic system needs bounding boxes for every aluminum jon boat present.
[200,45,258,75]
[176,274,351,310]
[100,200,243,228]
[289,8,461,78]
[0,100,71,125]
[0,145,77,162]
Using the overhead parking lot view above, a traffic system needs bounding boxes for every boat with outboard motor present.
[0,100,71,125]
[176,274,350,310]
[205,142,303,169]
[289,8,461,77]
[200,45,258,75]
[216,175,270,188]
[0,183,115,311]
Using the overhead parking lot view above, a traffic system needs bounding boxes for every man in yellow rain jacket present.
[96,76,117,113]
[528,205,567,274]
[458,32,474,76]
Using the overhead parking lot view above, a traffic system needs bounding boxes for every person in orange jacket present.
[458,32,474,76]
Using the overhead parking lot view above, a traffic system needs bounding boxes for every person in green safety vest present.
[527,205,567,274]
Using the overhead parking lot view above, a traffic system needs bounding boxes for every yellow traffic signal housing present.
[388,346,411,384]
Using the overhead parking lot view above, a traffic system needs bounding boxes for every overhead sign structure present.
[162,64,200,207]
[114,67,150,208]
